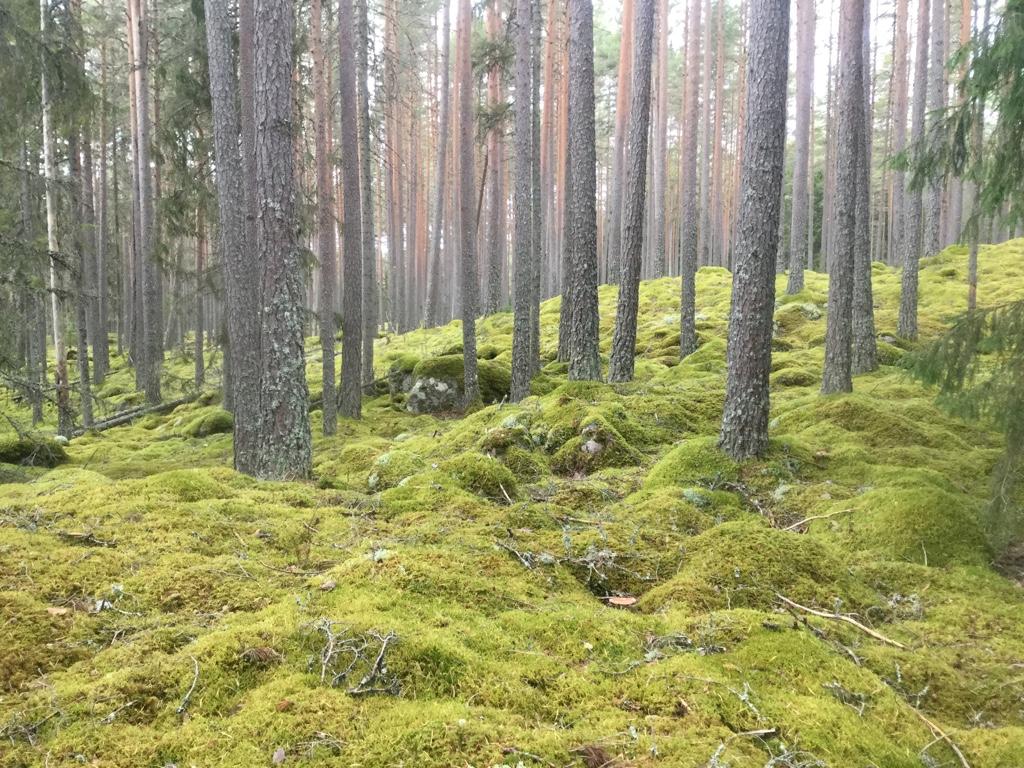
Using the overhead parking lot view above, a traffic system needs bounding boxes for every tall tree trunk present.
[652,0,669,277]
[19,143,44,424]
[719,0,789,457]
[822,0,865,393]
[238,0,258,251]
[697,0,713,267]
[604,0,635,285]
[457,0,481,404]
[529,0,544,374]
[425,0,451,329]
[358,0,378,383]
[679,0,701,357]
[204,0,262,474]
[253,0,312,479]
[608,0,654,383]
[852,0,877,373]
[924,0,946,257]
[565,0,601,381]
[39,0,72,437]
[339,0,364,418]
[890,0,909,264]
[195,207,205,389]
[312,0,337,434]
[511,0,534,401]
[72,134,94,428]
[95,44,110,384]
[128,0,161,404]
[787,0,815,293]
[898,0,929,340]
[485,0,507,313]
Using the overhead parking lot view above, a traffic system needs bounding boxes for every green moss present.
[367,449,427,491]
[181,407,234,438]
[411,354,511,404]
[0,435,67,467]
[439,452,518,501]
[641,519,875,612]
[771,366,818,387]
[644,436,739,488]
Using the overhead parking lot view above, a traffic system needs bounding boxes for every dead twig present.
[176,655,200,716]
[911,706,972,768]
[782,508,854,531]
[776,594,906,649]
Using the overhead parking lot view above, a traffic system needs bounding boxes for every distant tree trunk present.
[204,0,262,474]
[566,0,601,381]
[710,1,726,267]
[852,0,877,374]
[697,0,713,267]
[19,143,44,424]
[312,0,337,434]
[425,0,451,328]
[787,0,815,293]
[966,0,992,311]
[253,0,312,479]
[457,0,480,404]
[71,136,94,429]
[128,0,161,405]
[604,0,635,285]
[39,0,72,437]
[485,0,507,313]
[898,0,929,340]
[95,51,110,384]
[652,0,669,277]
[608,0,654,383]
[890,0,909,264]
[529,0,543,374]
[822,0,864,394]
[679,0,701,357]
[719,0,789,457]
[511,0,534,401]
[947,0,971,243]
[924,0,945,257]
[556,0,572,360]
[195,207,206,389]
[339,0,364,418]
[357,0,378,383]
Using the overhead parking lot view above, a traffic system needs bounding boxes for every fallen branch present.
[72,396,194,436]
[782,508,854,532]
[911,706,972,768]
[176,655,200,716]
[776,594,906,649]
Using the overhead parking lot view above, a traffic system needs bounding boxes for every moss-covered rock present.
[0,435,67,467]
[644,436,739,488]
[182,407,234,438]
[367,449,427,491]
[439,452,518,501]
[406,355,511,413]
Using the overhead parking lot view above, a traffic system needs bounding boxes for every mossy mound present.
[181,407,234,438]
[0,435,67,467]
[644,435,739,488]
[367,449,427,491]
[438,452,518,501]
[410,354,511,404]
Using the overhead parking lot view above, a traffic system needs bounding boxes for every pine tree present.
[566,0,601,381]
[719,0,790,458]
[787,0,815,294]
[679,0,701,358]
[511,0,534,402]
[608,0,654,383]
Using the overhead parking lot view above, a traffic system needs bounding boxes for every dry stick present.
[176,655,200,716]
[776,594,907,649]
[782,507,854,531]
[912,706,972,768]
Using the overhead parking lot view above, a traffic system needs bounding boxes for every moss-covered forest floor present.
[3,244,1024,767]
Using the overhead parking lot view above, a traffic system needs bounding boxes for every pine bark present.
[457,0,481,404]
[652,0,669,277]
[529,0,543,375]
[312,0,337,434]
[821,0,865,394]
[608,0,654,383]
[679,0,701,357]
[357,0,378,384]
[253,0,312,479]
[890,0,909,264]
[604,0,635,285]
[485,0,507,313]
[128,0,161,404]
[566,0,601,381]
[425,0,452,328]
[924,0,946,257]
[898,0,929,340]
[204,0,262,474]
[786,0,815,293]
[511,0,534,401]
[851,0,877,374]
[719,0,790,458]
